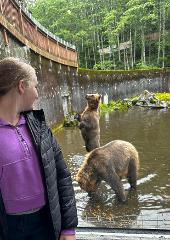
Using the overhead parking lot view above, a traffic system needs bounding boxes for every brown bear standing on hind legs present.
[76,140,140,202]
[78,93,101,152]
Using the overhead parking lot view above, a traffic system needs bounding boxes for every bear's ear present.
[98,94,102,100]
[86,94,93,100]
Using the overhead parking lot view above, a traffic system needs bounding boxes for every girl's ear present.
[18,80,25,94]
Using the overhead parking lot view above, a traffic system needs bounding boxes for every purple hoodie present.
[0,115,46,214]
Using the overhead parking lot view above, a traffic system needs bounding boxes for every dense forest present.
[25,0,170,70]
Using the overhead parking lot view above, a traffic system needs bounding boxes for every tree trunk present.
[148,41,151,65]
[123,49,126,70]
[97,32,103,68]
[133,29,137,64]
[92,43,96,65]
[112,49,116,70]
[81,37,84,52]
[117,34,121,61]
[162,3,166,68]
[85,50,88,68]
[130,28,133,68]
[100,34,105,63]
[157,2,162,65]
[125,49,130,70]
[141,27,146,64]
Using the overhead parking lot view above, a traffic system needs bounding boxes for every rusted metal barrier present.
[0,0,78,67]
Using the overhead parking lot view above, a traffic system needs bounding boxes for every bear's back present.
[91,140,139,173]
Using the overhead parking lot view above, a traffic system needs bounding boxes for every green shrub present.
[135,62,158,70]
[100,99,129,112]
[93,60,115,70]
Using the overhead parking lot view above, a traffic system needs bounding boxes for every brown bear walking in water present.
[76,140,139,202]
[78,93,101,152]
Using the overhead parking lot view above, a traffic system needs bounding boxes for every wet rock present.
[124,90,169,108]
[63,112,79,127]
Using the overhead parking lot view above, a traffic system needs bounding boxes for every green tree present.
[30,0,170,69]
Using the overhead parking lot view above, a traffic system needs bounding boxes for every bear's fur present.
[78,93,101,152]
[76,140,140,202]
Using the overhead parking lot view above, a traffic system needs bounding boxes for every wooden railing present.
[0,0,78,67]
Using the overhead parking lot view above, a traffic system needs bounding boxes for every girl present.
[0,57,78,240]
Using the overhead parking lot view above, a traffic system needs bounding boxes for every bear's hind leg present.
[104,166,126,202]
[127,159,137,190]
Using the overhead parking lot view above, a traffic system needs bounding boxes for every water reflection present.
[55,107,170,229]
[80,189,140,229]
